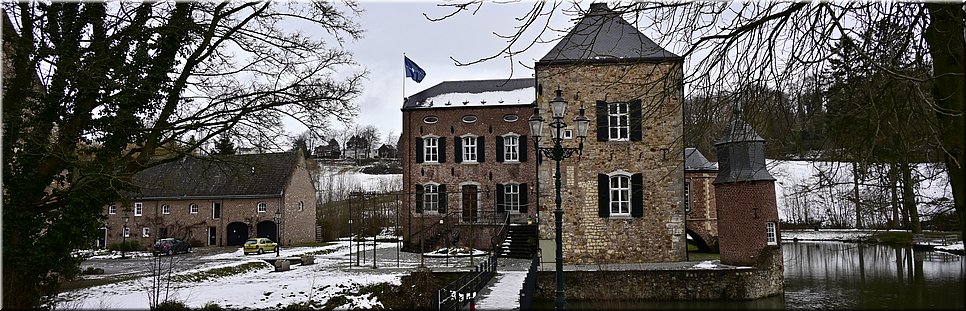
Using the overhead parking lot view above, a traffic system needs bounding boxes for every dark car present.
[153,238,192,256]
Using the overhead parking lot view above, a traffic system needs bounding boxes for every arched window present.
[298,201,304,211]
[257,202,267,213]
[609,175,631,216]
[189,203,199,214]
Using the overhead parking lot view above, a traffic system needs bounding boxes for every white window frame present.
[423,136,439,163]
[504,184,521,213]
[503,135,520,162]
[684,179,692,214]
[462,136,477,163]
[608,103,629,141]
[109,205,117,215]
[563,129,574,140]
[298,201,304,211]
[766,222,778,245]
[257,202,267,213]
[123,227,131,238]
[212,202,221,219]
[609,174,631,216]
[423,184,440,213]
[134,202,143,217]
[189,203,199,214]
[142,227,150,238]
[161,204,170,215]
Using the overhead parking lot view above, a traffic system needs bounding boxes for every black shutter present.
[519,135,528,162]
[454,137,463,163]
[477,136,485,163]
[596,101,608,141]
[439,137,447,163]
[438,184,448,213]
[520,183,529,213]
[631,173,644,217]
[630,99,643,141]
[496,136,505,162]
[414,184,424,213]
[598,174,610,217]
[416,138,424,163]
[496,184,505,213]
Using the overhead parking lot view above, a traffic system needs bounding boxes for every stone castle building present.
[533,2,686,264]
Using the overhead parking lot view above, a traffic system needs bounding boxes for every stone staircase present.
[499,224,538,259]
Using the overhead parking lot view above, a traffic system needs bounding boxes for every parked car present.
[243,238,278,255]
[153,238,191,256]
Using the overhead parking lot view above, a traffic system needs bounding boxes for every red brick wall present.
[401,105,538,247]
[714,180,781,266]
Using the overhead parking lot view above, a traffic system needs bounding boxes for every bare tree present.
[427,1,964,236]
[2,1,365,307]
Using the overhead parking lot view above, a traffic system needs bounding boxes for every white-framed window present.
[142,227,151,238]
[298,201,304,211]
[123,227,130,238]
[424,137,439,163]
[161,204,170,215]
[212,202,222,219]
[503,135,519,162]
[423,184,440,212]
[766,222,778,245]
[189,203,199,214]
[134,202,143,216]
[563,129,574,140]
[109,204,117,215]
[610,175,631,215]
[608,103,629,141]
[504,184,521,212]
[684,179,692,214]
[462,136,477,162]
[257,202,267,213]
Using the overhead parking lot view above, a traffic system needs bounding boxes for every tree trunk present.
[888,164,902,229]
[924,2,966,243]
[853,162,862,229]
[900,162,921,233]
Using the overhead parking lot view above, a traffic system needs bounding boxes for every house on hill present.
[400,78,538,256]
[100,151,317,248]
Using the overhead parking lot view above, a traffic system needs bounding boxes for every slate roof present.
[402,78,535,109]
[131,152,299,199]
[538,3,679,65]
[685,148,718,172]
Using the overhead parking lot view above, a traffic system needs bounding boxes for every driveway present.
[78,246,243,279]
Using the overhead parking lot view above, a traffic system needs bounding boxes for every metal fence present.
[437,254,499,311]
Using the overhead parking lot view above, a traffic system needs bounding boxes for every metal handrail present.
[437,255,499,311]
[519,252,540,310]
[489,212,511,254]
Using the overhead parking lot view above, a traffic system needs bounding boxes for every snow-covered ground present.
[61,241,404,310]
[315,163,401,202]
[769,160,952,226]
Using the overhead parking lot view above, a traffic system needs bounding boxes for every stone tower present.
[534,2,685,264]
[713,106,783,269]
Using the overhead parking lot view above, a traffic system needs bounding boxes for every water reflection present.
[784,242,964,310]
[533,242,963,310]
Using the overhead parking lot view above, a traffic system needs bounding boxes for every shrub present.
[152,301,190,311]
[108,241,141,252]
[197,302,224,311]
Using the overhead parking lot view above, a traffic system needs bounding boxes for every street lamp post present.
[274,209,282,257]
[528,89,590,311]
[122,212,130,259]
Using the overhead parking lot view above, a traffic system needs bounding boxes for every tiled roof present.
[131,152,299,199]
[402,78,535,109]
[685,148,718,172]
[538,3,679,64]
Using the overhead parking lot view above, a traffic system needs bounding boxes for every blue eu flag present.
[404,56,426,83]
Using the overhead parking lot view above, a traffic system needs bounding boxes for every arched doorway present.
[257,221,278,243]
[226,222,248,246]
[686,228,714,253]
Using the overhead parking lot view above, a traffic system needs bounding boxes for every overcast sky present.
[290,1,580,143]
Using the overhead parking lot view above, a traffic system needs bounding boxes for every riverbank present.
[781,229,964,255]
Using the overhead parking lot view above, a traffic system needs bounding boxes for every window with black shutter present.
[477,136,485,162]
[454,137,463,163]
[416,138,424,163]
[520,183,529,213]
[519,135,528,162]
[439,137,447,163]
[496,183,505,213]
[438,184,448,213]
[414,184,423,213]
[596,101,608,141]
[598,174,609,217]
[496,136,505,162]
[631,173,644,217]
[629,99,643,141]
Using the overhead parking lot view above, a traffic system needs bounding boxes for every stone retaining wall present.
[533,267,783,301]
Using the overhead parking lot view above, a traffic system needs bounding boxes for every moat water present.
[533,241,964,310]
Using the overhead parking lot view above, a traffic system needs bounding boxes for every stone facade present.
[101,153,317,247]
[534,61,686,264]
[401,104,538,249]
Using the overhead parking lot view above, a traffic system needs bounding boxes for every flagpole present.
[402,52,406,106]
